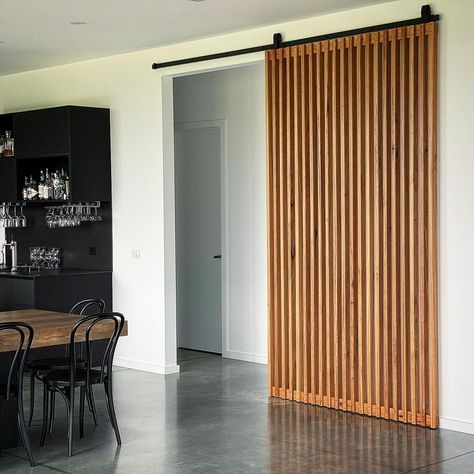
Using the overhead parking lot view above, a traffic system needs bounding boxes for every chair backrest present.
[70,298,106,316]
[68,312,124,386]
[0,322,33,400]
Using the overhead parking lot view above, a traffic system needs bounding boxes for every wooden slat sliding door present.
[266,22,438,428]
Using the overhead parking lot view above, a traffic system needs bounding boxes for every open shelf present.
[16,155,70,202]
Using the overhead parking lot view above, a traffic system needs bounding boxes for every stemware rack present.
[45,202,102,228]
[0,202,27,228]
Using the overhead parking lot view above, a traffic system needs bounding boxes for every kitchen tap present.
[2,240,18,270]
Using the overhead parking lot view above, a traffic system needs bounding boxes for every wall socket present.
[131,249,141,259]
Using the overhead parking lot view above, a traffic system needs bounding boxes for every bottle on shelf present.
[28,174,38,200]
[60,168,70,200]
[22,176,29,201]
[45,168,53,200]
[38,170,45,200]
[65,174,70,200]
[2,131,14,157]
[53,170,62,200]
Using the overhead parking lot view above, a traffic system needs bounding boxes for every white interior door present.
[175,123,222,353]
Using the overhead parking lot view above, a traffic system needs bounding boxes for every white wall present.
[174,66,267,363]
[0,0,473,433]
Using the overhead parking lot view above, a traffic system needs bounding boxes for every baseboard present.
[440,417,474,435]
[113,357,180,375]
[222,350,267,365]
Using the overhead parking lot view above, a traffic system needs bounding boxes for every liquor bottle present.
[3,131,14,156]
[22,176,29,200]
[53,170,62,200]
[60,169,65,200]
[29,175,38,200]
[38,170,45,200]
[45,169,53,200]
[43,169,49,199]
[65,174,70,200]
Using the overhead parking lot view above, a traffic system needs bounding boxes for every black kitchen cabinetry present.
[0,271,112,312]
[0,106,111,203]
[2,105,113,271]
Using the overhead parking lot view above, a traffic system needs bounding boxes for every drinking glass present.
[0,204,6,227]
[19,205,27,227]
[92,205,102,222]
[4,204,13,228]
[12,205,19,227]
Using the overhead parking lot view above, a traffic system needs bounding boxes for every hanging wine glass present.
[19,204,27,228]
[93,205,102,222]
[0,204,6,227]
[12,205,19,227]
[4,204,13,228]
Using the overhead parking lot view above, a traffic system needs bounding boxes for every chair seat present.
[43,369,104,387]
[28,357,86,371]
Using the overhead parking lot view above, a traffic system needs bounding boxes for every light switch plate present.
[131,249,141,259]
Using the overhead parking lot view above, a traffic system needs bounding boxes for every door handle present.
[213,255,222,259]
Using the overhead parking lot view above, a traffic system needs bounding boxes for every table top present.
[0,309,128,353]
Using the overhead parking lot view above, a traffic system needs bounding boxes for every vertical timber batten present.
[266,22,438,428]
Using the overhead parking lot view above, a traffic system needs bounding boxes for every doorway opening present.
[168,62,267,369]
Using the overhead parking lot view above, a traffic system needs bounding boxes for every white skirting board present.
[440,417,474,435]
[222,350,268,365]
[113,357,180,375]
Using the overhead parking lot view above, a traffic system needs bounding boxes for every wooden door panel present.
[266,23,438,428]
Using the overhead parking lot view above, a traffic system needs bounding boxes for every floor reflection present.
[1,350,473,473]
[267,398,447,473]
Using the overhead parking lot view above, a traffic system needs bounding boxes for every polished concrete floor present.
[1,349,474,473]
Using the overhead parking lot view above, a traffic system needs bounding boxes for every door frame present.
[174,120,228,356]
[161,56,263,372]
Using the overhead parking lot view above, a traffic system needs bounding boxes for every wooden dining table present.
[0,309,128,450]
[0,309,128,353]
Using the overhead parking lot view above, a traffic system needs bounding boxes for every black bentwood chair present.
[0,322,36,467]
[39,312,125,457]
[27,298,106,428]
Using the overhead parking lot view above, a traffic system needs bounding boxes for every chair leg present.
[67,386,75,457]
[18,382,37,467]
[86,385,99,427]
[18,405,36,466]
[79,386,85,438]
[104,379,121,445]
[28,369,36,427]
[48,390,56,435]
[39,385,49,447]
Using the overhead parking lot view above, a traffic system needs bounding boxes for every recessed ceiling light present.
[70,21,87,25]
[189,0,206,2]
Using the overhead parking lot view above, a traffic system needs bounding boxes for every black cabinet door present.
[0,278,34,311]
[0,159,18,202]
[69,107,111,202]
[14,107,70,158]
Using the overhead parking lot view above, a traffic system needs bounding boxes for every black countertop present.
[0,268,112,280]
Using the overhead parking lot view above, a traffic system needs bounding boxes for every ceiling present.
[0,0,388,76]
